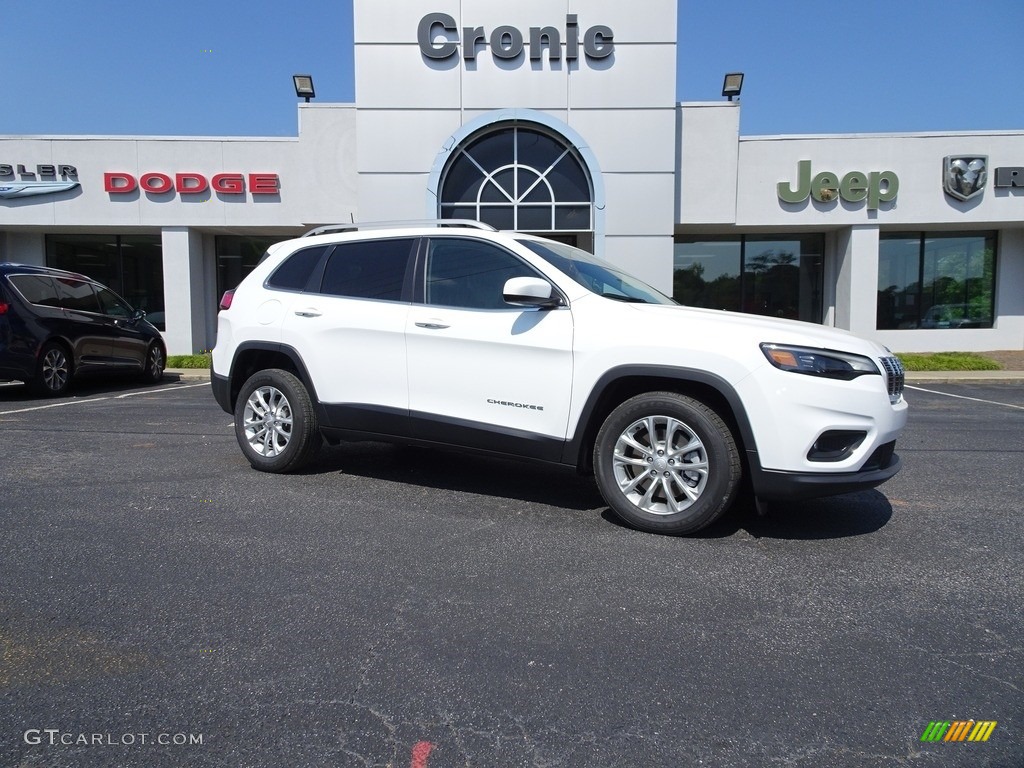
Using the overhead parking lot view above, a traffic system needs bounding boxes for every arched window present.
[438,123,593,235]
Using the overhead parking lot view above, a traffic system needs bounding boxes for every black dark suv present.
[0,263,166,396]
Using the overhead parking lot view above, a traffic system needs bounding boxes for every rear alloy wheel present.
[33,342,72,397]
[594,392,741,535]
[234,369,322,473]
[140,343,165,383]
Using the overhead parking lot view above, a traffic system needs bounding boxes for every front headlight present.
[760,343,880,381]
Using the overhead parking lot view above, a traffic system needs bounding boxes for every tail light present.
[219,290,234,310]
[0,302,8,315]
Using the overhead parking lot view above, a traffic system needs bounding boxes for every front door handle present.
[415,322,450,330]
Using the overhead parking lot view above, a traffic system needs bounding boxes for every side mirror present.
[131,309,147,323]
[503,277,561,309]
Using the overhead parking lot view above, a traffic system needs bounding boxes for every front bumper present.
[750,443,902,501]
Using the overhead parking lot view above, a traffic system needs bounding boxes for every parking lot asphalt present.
[0,378,1021,767]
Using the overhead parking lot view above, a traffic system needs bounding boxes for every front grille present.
[879,356,905,404]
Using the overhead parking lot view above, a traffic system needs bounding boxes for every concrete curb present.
[166,368,211,382]
[905,371,1024,384]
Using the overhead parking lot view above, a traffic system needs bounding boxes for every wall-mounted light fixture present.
[293,74,316,103]
[722,72,744,101]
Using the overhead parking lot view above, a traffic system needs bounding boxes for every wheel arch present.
[146,337,168,360]
[564,366,759,474]
[38,334,75,359]
[226,343,320,414]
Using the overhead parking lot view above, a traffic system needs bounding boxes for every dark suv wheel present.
[32,342,72,397]
[140,342,166,383]
[593,392,741,535]
[234,369,322,473]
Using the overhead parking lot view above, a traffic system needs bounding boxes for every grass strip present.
[896,352,1001,371]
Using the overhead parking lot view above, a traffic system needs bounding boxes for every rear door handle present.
[415,322,449,330]
[294,309,322,318]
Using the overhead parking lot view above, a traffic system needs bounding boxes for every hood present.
[605,300,893,359]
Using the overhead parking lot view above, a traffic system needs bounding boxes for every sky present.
[3,0,1022,139]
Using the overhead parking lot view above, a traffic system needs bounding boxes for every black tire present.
[234,369,322,473]
[32,341,73,397]
[140,342,165,384]
[593,392,741,535]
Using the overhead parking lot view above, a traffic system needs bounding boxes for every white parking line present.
[905,384,1024,411]
[0,382,210,416]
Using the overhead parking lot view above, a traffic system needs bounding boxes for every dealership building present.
[1,0,1021,355]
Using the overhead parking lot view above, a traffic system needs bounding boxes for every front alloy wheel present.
[141,343,165,383]
[234,369,321,473]
[594,392,740,534]
[613,414,710,515]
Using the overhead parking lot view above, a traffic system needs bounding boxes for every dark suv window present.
[267,245,328,291]
[319,239,413,301]
[9,275,61,307]
[96,286,134,318]
[425,238,538,309]
[56,279,100,313]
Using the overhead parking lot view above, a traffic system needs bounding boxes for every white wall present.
[674,107,1024,351]
[0,232,45,265]
[0,106,357,233]
[677,103,740,225]
[0,107,359,354]
[353,0,678,290]
[736,131,1024,228]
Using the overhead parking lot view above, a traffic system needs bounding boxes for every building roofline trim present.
[740,129,1024,142]
[0,133,301,142]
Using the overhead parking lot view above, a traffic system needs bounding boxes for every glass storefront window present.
[673,234,823,322]
[674,238,741,311]
[877,232,995,329]
[46,234,164,329]
[216,235,282,305]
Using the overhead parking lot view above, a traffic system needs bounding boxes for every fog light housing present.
[807,430,867,462]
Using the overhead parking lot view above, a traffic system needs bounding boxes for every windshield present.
[517,239,676,305]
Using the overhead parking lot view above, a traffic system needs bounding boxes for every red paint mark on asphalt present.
[410,741,434,768]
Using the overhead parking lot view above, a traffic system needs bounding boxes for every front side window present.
[319,239,414,301]
[425,238,538,310]
[877,232,995,330]
[95,286,134,318]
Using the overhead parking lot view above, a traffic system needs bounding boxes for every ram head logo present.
[943,156,988,202]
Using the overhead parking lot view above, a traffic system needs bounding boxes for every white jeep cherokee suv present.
[212,222,907,535]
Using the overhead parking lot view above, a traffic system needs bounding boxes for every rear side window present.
[267,245,328,291]
[9,275,61,307]
[56,278,100,313]
[319,239,413,301]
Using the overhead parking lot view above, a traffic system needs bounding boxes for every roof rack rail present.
[301,219,498,238]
